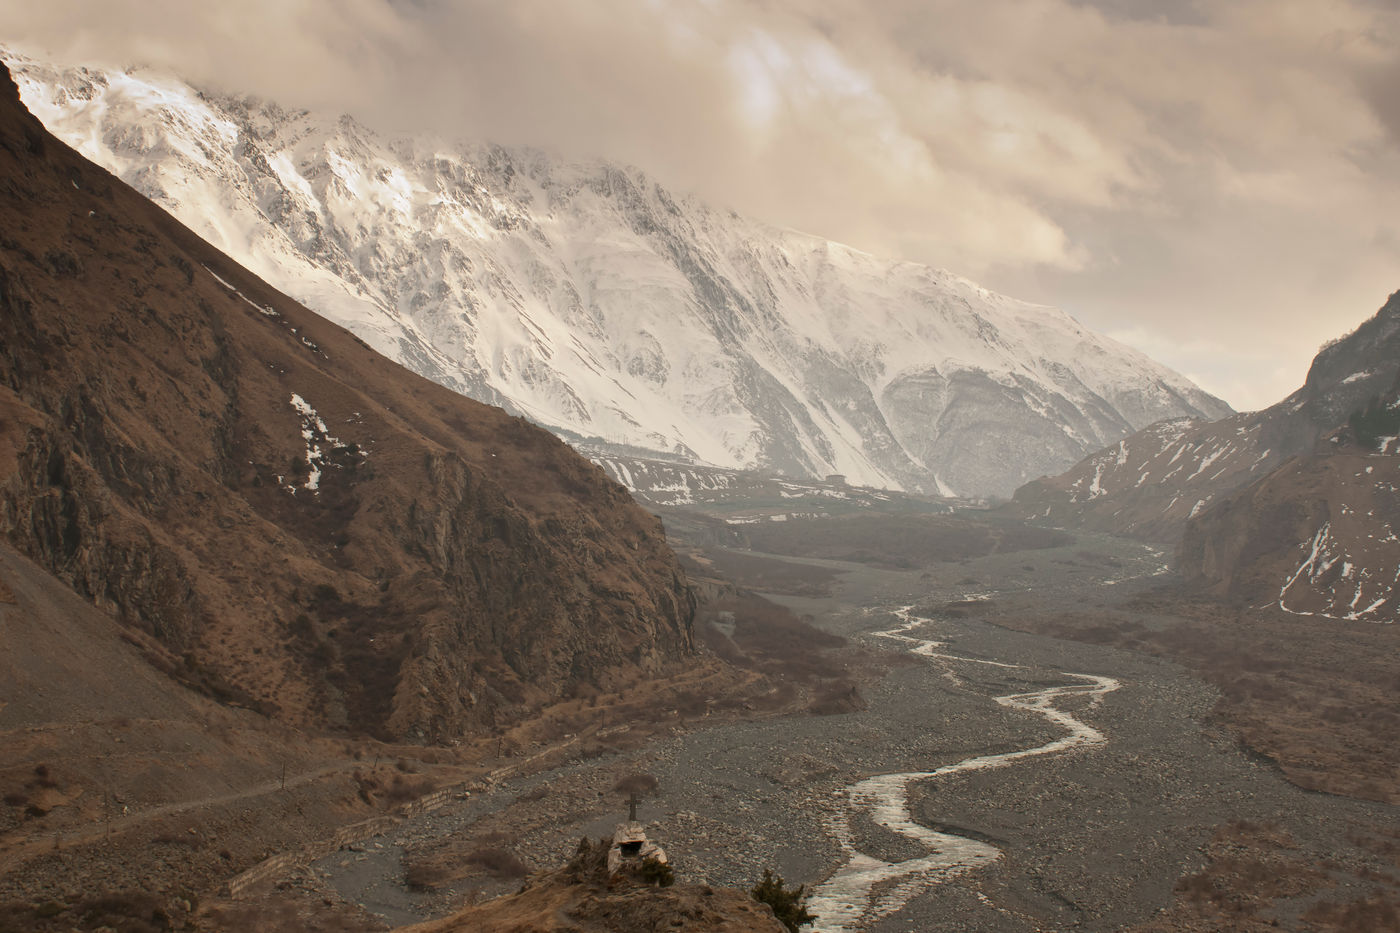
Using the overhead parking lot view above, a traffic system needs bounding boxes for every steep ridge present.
[8,50,1230,498]
[1178,381,1400,617]
[0,59,693,742]
[1009,291,1400,542]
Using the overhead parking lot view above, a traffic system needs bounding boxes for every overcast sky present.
[8,0,1399,410]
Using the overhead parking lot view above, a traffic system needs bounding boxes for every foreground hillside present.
[397,836,787,933]
[10,49,1230,498]
[1009,291,1400,542]
[0,59,693,744]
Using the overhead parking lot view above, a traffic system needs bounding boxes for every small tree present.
[751,868,815,932]
[611,772,659,797]
[612,772,659,821]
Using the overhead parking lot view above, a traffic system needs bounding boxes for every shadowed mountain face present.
[0,61,694,742]
[1178,427,1400,619]
[9,51,1231,499]
[1008,292,1400,544]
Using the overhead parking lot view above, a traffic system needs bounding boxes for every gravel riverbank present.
[308,535,1398,931]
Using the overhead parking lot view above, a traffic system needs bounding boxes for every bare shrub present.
[516,784,548,803]
[1304,895,1400,929]
[385,773,434,805]
[76,892,169,933]
[808,680,865,716]
[151,830,203,849]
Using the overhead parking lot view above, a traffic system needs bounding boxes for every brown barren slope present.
[0,540,386,906]
[0,58,694,744]
[1180,435,1400,619]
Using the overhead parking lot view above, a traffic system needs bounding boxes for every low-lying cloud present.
[7,0,1398,409]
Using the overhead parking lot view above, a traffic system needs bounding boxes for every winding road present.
[806,606,1121,932]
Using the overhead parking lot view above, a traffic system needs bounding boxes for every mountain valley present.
[0,37,1397,933]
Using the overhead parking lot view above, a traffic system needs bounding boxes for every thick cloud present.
[6,0,1398,409]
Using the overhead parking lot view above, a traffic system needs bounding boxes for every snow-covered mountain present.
[8,50,1231,497]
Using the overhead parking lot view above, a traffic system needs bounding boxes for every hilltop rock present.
[398,836,787,933]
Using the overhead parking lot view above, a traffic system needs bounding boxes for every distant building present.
[825,474,847,485]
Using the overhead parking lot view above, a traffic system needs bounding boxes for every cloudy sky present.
[8,0,1399,409]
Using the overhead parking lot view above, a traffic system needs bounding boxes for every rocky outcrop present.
[398,835,787,933]
[0,60,694,742]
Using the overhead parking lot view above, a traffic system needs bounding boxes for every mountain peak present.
[9,48,1230,497]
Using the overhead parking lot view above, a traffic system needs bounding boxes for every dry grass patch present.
[683,549,837,597]
[352,766,436,808]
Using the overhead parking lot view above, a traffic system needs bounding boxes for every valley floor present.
[4,518,1397,932]
[293,524,1398,931]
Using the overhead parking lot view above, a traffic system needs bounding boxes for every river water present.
[312,539,1390,931]
[807,605,1121,932]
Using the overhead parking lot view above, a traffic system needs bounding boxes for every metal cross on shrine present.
[627,790,641,822]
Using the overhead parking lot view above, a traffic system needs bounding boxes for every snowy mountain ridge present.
[9,49,1231,496]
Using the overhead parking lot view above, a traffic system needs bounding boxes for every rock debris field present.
[304,545,1395,932]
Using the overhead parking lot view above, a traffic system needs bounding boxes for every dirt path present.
[0,761,357,872]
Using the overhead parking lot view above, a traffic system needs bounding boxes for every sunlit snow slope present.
[10,50,1231,497]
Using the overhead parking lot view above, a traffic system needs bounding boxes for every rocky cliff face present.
[8,50,1231,498]
[1009,292,1400,542]
[0,60,693,742]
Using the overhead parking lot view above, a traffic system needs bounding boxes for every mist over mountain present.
[9,51,1231,499]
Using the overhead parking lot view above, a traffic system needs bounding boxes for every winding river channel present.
[806,605,1121,932]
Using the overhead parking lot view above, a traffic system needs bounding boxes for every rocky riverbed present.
[304,533,1398,931]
